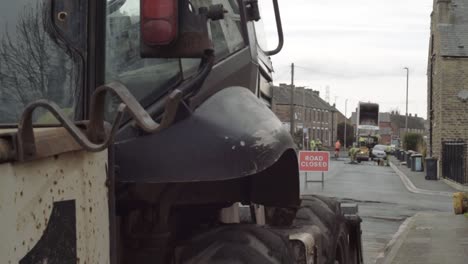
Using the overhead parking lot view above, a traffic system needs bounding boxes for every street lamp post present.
[290,63,295,135]
[404,67,409,135]
[344,99,348,149]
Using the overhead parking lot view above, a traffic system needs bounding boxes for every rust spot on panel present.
[39,198,42,203]
[20,191,23,197]
[53,180,57,185]
[50,188,53,193]
[60,169,64,174]
[89,207,93,213]
[22,240,25,245]
[36,223,41,229]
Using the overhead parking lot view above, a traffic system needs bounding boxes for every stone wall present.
[431,58,468,157]
[429,0,468,179]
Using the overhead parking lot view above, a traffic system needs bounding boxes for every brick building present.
[389,113,426,140]
[331,104,350,144]
[378,113,392,144]
[272,84,341,148]
[428,0,468,181]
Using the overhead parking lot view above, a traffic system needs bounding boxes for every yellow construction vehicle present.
[0,1,363,263]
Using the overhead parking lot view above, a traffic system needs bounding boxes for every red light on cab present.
[141,0,178,45]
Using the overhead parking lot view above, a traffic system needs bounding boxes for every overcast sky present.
[259,0,433,118]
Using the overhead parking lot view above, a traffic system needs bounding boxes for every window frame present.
[208,0,249,63]
[96,0,250,123]
[0,0,89,125]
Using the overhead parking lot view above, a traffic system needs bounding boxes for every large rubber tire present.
[176,225,295,264]
[294,195,351,264]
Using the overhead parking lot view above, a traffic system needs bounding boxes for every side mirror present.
[140,0,224,58]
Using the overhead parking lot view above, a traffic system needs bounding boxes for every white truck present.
[355,102,380,162]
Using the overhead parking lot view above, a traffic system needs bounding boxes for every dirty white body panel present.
[0,150,110,264]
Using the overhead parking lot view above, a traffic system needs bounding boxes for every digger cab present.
[0,1,303,263]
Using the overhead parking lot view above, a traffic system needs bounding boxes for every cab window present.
[0,0,85,124]
[191,0,245,60]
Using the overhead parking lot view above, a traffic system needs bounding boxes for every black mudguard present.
[114,86,297,184]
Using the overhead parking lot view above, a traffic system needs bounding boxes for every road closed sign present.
[299,151,329,172]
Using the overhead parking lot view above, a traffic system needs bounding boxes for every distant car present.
[371,144,387,160]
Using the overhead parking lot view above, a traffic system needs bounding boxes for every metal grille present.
[442,141,467,184]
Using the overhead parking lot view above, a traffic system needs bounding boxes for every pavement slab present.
[300,159,453,264]
[385,213,468,264]
[389,156,456,193]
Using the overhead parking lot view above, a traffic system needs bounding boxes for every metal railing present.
[442,140,467,184]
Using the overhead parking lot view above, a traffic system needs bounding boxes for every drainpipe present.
[429,56,434,157]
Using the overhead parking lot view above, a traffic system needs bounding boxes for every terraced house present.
[272,84,340,148]
[428,0,468,185]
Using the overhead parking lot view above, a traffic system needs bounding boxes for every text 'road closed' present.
[299,151,330,172]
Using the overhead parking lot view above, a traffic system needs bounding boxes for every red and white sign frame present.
[298,151,330,172]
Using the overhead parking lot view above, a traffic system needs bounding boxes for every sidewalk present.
[388,156,456,195]
[382,157,468,264]
[381,212,468,264]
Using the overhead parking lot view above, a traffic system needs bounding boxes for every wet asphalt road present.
[299,159,452,264]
